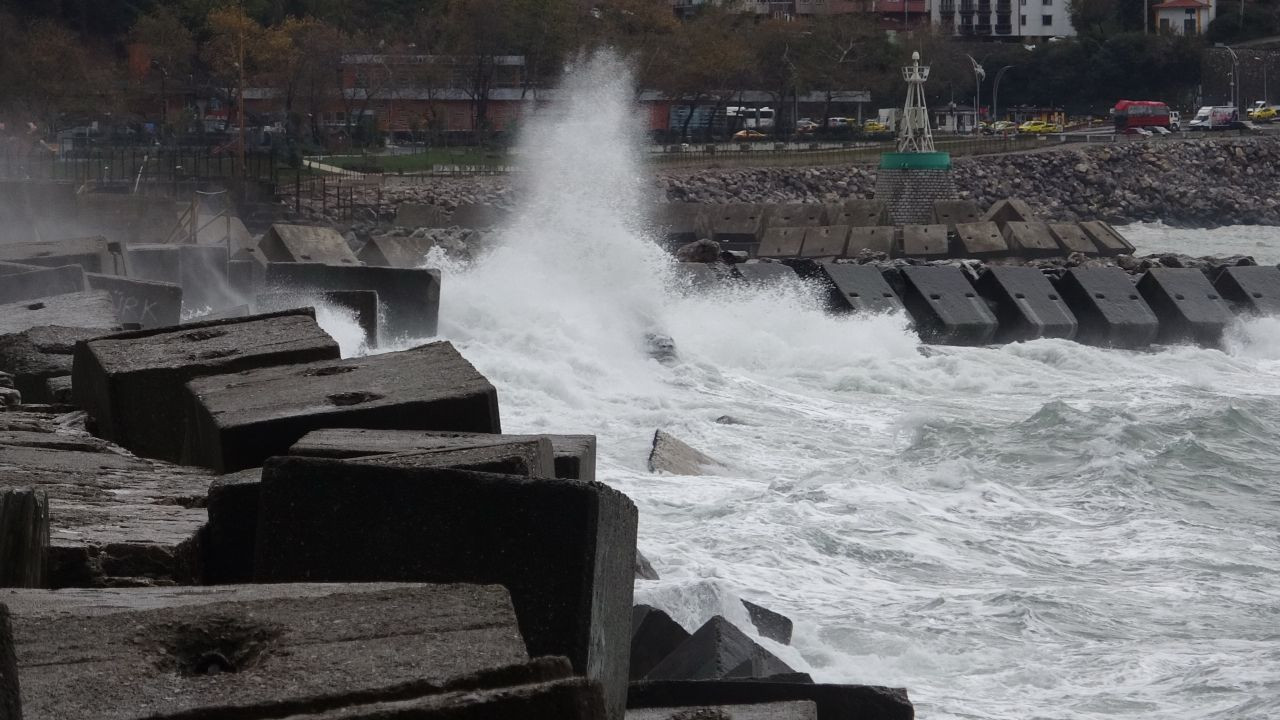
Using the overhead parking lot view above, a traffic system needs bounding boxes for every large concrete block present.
[932,200,982,227]
[1212,265,1280,315]
[125,244,182,285]
[982,198,1038,228]
[0,261,40,276]
[0,265,86,305]
[815,262,904,315]
[260,224,359,265]
[900,224,950,259]
[654,204,708,248]
[6,583,552,720]
[288,428,597,482]
[628,701,817,720]
[0,326,105,403]
[182,342,500,472]
[176,243,236,312]
[354,437,555,476]
[71,309,340,462]
[1137,268,1234,346]
[766,204,824,229]
[742,600,793,645]
[757,227,806,258]
[800,226,848,258]
[1003,221,1060,257]
[202,468,263,584]
[628,681,914,720]
[836,199,890,227]
[255,289,379,349]
[0,292,119,335]
[1048,223,1100,255]
[284,674,605,718]
[254,456,638,720]
[357,235,436,268]
[0,237,125,275]
[645,616,793,681]
[394,203,446,228]
[1053,268,1159,348]
[451,203,510,230]
[631,605,692,681]
[898,266,998,345]
[84,274,183,329]
[265,263,441,341]
[844,226,895,257]
[731,262,798,285]
[975,266,1078,342]
[706,204,767,245]
[1079,220,1137,256]
[954,221,1010,258]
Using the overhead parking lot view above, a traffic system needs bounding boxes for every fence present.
[0,144,283,189]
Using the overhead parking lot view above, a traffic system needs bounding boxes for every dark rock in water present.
[636,550,660,580]
[714,415,747,425]
[741,600,793,646]
[720,250,749,264]
[677,239,721,264]
[645,616,795,681]
[631,605,691,680]
[648,430,722,475]
[647,333,679,364]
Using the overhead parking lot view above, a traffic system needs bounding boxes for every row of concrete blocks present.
[395,202,511,230]
[755,219,1136,261]
[680,261,1280,348]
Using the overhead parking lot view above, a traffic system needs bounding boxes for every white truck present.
[1188,106,1240,131]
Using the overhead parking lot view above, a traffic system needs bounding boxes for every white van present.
[1168,111,1181,131]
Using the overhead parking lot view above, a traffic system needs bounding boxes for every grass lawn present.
[331,148,510,173]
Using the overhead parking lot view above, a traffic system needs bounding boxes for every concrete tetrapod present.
[815,263,904,316]
[1053,268,1159,349]
[897,266,998,345]
[1136,268,1235,346]
[1212,265,1280,316]
[975,266,1078,342]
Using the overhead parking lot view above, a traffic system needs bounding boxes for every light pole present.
[1221,45,1239,112]
[966,54,986,133]
[992,65,1014,125]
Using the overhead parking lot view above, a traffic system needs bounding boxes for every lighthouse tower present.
[875,51,958,225]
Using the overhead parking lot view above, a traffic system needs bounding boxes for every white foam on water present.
[426,52,1280,719]
[1121,221,1280,264]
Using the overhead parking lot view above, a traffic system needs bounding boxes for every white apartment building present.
[931,0,1076,40]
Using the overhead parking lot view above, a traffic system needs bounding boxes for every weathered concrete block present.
[628,701,817,720]
[975,266,1078,342]
[1213,265,1280,316]
[0,604,18,719]
[1079,220,1136,256]
[953,221,1010,258]
[1137,268,1235,346]
[800,226,848,258]
[757,228,806,258]
[72,309,340,463]
[1003,221,1060,257]
[84,274,182,329]
[645,616,793,681]
[451,203,510,230]
[265,263,441,341]
[0,261,40,276]
[176,243,236,312]
[982,198,1038,228]
[731,263,798,285]
[43,375,72,404]
[628,681,914,720]
[200,468,262,585]
[837,199,890,227]
[742,600,793,646]
[254,456,638,720]
[394,203,446,228]
[125,244,181,285]
[354,437,555,476]
[632,606,692,681]
[767,204,824,229]
[0,292,119,336]
[648,430,722,475]
[900,224,950,259]
[0,326,107,403]
[227,258,260,300]
[898,266,998,345]
[0,487,49,588]
[0,266,85,305]
[260,224,359,265]
[815,263,904,315]
[284,675,605,719]
[1048,223,1099,255]
[844,226,895,257]
[255,289,379,349]
[932,200,982,227]
[654,204,708,248]
[288,428,596,483]
[6,583,544,719]
[1053,268,1159,348]
[183,342,500,472]
[0,237,124,276]
[357,235,436,268]
[706,205,767,245]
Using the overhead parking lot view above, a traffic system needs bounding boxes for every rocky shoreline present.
[305,136,1280,231]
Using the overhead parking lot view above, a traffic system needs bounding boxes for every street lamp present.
[966,54,986,133]
[992,65,1014,125]
[1218,44,1240,112]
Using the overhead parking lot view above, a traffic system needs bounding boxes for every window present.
[1020,13,1026,23]
[1184,17,1196,32]
[1042,14,1051,24]
[1043,0,1051,4]
[1160,17,1171,30]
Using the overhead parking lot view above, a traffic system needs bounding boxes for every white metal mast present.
[898,51,935,153]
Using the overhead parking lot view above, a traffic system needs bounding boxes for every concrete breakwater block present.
[0,326,108,403]
[816,262,904,315]
[742,600,793,645]
[1003,221,1060,257]
[983,198,1038,228]
[732,262,798,285]
[1079,220,1136,256]
[394,202,446,228]
[845,226,895,256]
[0,265,86,305]
[283,674,605,719]
[767,204,824,229]
[758,227,806,258]
[800,226,848,258]
[975,266,1078,342]
[900,224,949,258]
[655,204,708,248]
[0,261,40,275]
[0,236,125,275]
[932,199,982,227]
[628,681,914,720]
[0,292,119,335]
[644,616,794,681]
[707,204,767,245]
[253,456,638,720]
[125,244,182,285]
[354,436,555,476]
[3,583,576,719]
[1054,268,1159,348]
[1213,265,1280,315]
[288,428,596,482]
[260,223,359,265]
[266,262,441,341]
[1048,223,1100,256]
[72,309,340,463]
[182,341,500,472]
[358,235,436,268]
[255,289,379,349]
[649,429,722,475]
[954,221,1009,258]
[631,605,692,680]
[85,274,182,329]
[451,203,510,230]
[898,266,998,345]
[629,701,817,720]
[176,243,236,312]
[1137,268,1235,346]
[836,199,890,227]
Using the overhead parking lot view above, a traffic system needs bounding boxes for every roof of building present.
[1152,0,1208,9]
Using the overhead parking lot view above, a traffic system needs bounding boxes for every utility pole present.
[993,65,1014,124]
[237,2,247,180]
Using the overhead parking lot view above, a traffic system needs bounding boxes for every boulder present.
[676,239,722,264]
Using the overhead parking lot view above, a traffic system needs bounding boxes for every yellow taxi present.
[863,120,889,133]
[1248,105,1276,122]
[1017,120,1062,134]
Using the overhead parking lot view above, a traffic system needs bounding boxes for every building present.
[671,0,870,18]
[933,0,1075,39]
[1152,0,1216,34]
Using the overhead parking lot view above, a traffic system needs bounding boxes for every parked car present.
[1169,111,1181,130]
[733,129,767,140]
[1248,101,1277,122]
[1018,120,1062,134]
[863,120,889,133]
[1150,125,1171,135]
[796,119,819,133]
[1123,126,1153,137]
[826,117,852,128]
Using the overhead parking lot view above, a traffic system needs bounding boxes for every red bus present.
[1113,100,1170,131]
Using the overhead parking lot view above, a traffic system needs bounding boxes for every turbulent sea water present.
[386,55,1280,719]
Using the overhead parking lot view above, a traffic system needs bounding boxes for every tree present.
[1,18,117,135]
[201,5,272,132]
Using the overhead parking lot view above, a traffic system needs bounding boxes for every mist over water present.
[429,52,1280,719]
